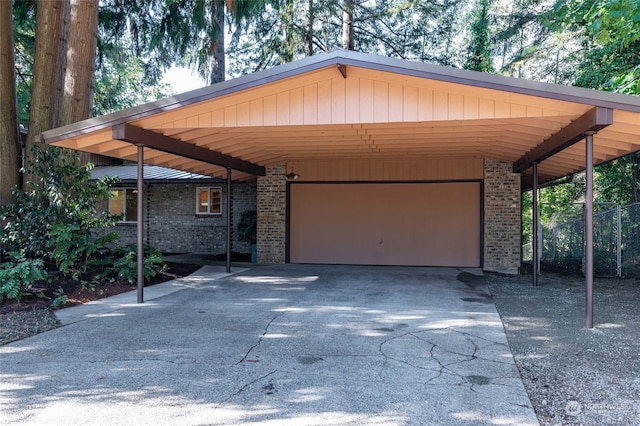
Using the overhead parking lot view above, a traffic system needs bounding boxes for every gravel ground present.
[487,271,640,425]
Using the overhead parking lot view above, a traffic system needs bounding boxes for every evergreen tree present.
[128,0,274,84]
[464,0,494,72]
[227,0,467,76]
[561,0,640,204]
[492,0,569,82]
[342,0,354,50]
[23,0,69,190]
[63,0,102,166]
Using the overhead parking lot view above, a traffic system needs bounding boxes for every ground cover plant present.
[0,146,167,307]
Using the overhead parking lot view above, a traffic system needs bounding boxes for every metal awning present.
[89,164,219,182]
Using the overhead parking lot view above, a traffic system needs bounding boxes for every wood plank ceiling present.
[42,50,640,185]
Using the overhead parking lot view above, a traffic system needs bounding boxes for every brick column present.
[484,159,521,274]
[256,164,287,263]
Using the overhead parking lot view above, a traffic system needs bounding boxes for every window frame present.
[196,186,223,215]
[109,187,138,223]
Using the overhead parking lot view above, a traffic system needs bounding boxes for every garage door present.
[289,182,481,267]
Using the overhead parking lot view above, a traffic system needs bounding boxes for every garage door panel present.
[289,182,480,267]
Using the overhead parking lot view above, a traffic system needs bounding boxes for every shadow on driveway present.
[1,265,538,425]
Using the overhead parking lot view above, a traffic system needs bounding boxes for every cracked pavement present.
[0,265,538,425]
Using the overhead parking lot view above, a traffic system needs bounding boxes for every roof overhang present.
[40,49,640,186]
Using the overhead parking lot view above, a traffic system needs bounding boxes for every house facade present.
[92,165,256,255]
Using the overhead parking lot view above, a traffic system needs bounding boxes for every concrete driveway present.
[0,265,538,425]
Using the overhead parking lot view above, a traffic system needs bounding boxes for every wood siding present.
[143,67,588,130]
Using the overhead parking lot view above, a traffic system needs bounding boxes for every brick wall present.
[100,182,256,254]
[256,164,287,263]
[483,159,521,274]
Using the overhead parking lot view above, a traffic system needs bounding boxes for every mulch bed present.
[0,261,201,314]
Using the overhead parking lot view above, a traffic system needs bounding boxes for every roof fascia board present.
[513,107,614,173]
[112,123,266,176]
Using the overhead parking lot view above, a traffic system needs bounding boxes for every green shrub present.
[0,146,168,297]
[98,245,166,284]
[52,288,68,307]
[0,253,48,303]
[0,145,120,265]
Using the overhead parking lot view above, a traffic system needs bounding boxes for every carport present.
[40,49,640,327]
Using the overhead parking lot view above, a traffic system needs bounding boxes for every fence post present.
[532,162,539,287]
[617,204,622,277]
[581,203,585,275]
[551,226,557,262]
[538,219,543,272]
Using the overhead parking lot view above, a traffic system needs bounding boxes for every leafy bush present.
[0,253,48,302]
[0,146,169,302]
[47,225,120,276]
[98,245,166,284]
[52,288,68,308]
[0,145,120,272]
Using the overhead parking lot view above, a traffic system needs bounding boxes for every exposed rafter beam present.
[337,63,347,79]
[513,107,613,173]
[112,123,265,176]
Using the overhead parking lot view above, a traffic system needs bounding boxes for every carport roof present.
[41,49,640,186]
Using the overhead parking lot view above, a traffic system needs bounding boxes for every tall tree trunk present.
[0,1,20,205]
[305,0,314,56]
[211,0,225,84]
[63,0,101,166]
[342,0,354,50]
[24,0,69,189]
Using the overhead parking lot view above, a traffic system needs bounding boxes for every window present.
[109,188,138,222]
[197,187,222,215]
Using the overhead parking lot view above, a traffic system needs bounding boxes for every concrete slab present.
[0,265,538,425]
[55,266,248,325]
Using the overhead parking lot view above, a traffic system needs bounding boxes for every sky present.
[161,66,208,94]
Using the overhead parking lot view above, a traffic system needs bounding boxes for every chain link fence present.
[524,202,640,278]
[621,203,640,277]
